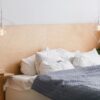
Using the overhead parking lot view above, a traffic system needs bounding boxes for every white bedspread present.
[5,75,37,91]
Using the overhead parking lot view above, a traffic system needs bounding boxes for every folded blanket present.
[32,65,100,100]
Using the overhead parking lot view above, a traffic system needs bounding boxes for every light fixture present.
[0,9,6,36]
[97,0,100,31]
[97,16,100,31]
[0,0,6,36]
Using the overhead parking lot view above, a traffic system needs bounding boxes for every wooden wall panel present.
[0,24,98,74]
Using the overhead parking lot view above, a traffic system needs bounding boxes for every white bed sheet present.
[5,75,37,91]
[5,75,50,100]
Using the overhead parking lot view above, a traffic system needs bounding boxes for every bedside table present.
[0,73,4,100]
[0,72,14,100]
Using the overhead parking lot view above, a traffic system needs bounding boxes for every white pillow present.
[72,53,100,68]
[38,60,74,74]
[35,48,76,74]
[83,48,99,57]
[35,49,63,73]
[20,55,36,75]
[55,48,74,59]
[89,56,100,65]
[72,54,94,68]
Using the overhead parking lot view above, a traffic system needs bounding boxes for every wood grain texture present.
[0,23,98,74]
[0,73,4,100]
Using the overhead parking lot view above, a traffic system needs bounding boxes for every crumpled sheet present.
[5,75,37,91]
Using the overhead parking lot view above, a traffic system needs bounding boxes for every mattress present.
[6,87,50,100]
[5,75,50,100]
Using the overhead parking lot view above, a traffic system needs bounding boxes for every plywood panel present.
[0,24,98,74]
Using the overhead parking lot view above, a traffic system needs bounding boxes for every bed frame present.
[0,23,98,74]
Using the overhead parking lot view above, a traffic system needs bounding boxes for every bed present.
[0,24,98,100]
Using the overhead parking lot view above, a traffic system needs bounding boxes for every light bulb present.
[0,28,6,36]
[97,25,100,31]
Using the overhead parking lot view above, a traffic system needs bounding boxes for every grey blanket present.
[32,65,100,100]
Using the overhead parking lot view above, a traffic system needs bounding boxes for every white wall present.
[0,0,98,25]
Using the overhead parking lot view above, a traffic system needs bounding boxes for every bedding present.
[20,55,36,75]
[83,48,99,57]
[39,60,74,74]
[5,75,50,100]
[20,48,100,75]
[72,53,99,67]
[55,48,79,59]
[72,49,100,68]
[35,49,63,72]
[35,48,75,74]
[32,65,100,100]
[5,75,37,91]
[20,48,76,75]
[72,54,92,67]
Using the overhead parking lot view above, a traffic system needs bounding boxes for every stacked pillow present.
[20,48,100,75]
[35,48,74,74]
[39,60,74,74]
[20,55,36,75]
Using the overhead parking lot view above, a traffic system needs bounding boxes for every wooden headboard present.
[0,23,98,74]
